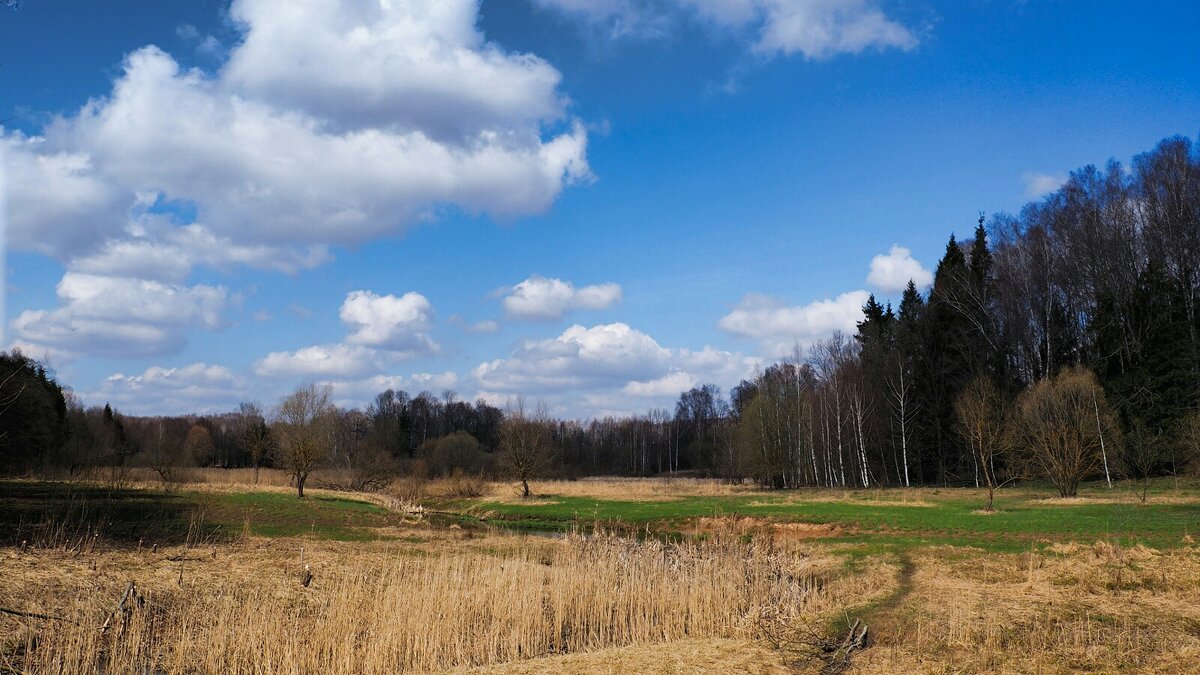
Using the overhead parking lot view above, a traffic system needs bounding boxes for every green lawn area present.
[442,480,1200,552]
[214,490,397,540]
[0,481,400,546]
[7,478,1198,553]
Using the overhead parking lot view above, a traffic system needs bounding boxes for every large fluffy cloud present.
[473,322,758,417]
[501,275,622,320]
[535,0,917,59]
[7,38,588,255]
[866,244,932,293]
[224,0,567,138]
[718,290,869,358]
[11,273,230,358]
[4,0,590,358]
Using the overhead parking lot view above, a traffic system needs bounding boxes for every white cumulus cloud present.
[4,0,591,362]
[623,371,696,397]
[254,344,382,379]
[253,289,440,380]
[11,273,230,358]
[502,275,622,320]
[475,323,668,391]
[718,290,869,358]
[4,0,589,266]
[472,322,758,417]
[866,244,932,293]
[90,363,245,415]
[340,290,438,355]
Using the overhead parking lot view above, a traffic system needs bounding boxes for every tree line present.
[2,134,1198,498]
[717,134,1200,497]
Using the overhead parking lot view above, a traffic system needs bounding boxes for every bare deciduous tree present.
[273,383,336,498]
[955,375,1011,510]
[497,399,554,499]
[1014,367,1121,497]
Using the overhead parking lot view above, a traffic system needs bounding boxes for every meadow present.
[2,473,1199,673]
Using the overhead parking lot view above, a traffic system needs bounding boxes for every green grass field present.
[439,480,1200,552]
[5,478,1198,553]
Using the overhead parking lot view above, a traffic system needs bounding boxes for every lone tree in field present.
[273,384,336,498]
[1014,367,1120,498]
[237,402,275,484]
[954,375,1011,511]
[497,399,554,499]
[1121,419,1164,503]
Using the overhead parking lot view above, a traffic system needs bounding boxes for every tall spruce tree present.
[855,294,897,484]
[895,280,927,484]
[922,234,977,484]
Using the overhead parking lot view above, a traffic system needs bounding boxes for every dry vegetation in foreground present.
[5,475,1200,673]
[0,522,887,674]
[851,540,1200,674]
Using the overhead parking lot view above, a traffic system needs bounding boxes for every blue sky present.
[1,0,1197,418]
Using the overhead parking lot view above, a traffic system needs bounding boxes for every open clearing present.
[3,476,1199,673]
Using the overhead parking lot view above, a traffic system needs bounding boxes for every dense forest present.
[2,134,1198,493]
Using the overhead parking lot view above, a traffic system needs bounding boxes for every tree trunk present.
[297,472,307,498]
[1093,389,1112,488]
[521,478,530,498]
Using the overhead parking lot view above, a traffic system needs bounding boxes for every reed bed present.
[5,530,856,674]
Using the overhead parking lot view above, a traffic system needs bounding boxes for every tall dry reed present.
[12,531,844,673]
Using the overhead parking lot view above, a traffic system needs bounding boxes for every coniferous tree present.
[922,234,976,483]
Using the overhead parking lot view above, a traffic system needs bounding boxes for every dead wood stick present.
[99,581,139,636]
[0,606,72,622]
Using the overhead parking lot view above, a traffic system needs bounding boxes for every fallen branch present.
[0,606,72,622]
[823,618,869,674]
[99,582,142,636]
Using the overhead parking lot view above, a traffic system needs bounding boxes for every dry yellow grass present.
[110,468,755,502]
[463,637,793,674]
[9,474,1200,673]
[853,541,1200,673]
[1,525,877,674]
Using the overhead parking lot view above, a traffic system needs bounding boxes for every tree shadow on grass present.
[0,480,225,548]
